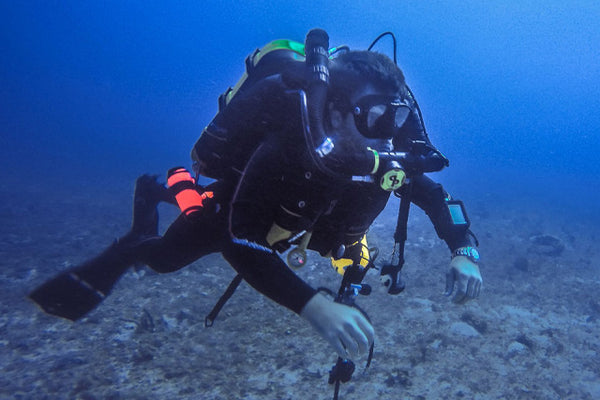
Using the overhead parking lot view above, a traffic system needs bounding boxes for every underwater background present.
[2,1,599,211]
[1,1,599,399]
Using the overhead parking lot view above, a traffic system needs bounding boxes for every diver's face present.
[329,84,395,152]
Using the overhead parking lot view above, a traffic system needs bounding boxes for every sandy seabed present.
[1,177,599,400]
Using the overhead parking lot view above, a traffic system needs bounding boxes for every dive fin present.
[29,240,134,321]
[29,270,107,321]
[131,174,173,237]
[29,174,172,321]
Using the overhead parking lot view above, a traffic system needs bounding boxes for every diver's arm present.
[224,136,318,313]
[225,139,375,358]
[402,174,475,250]
[221,242,317,314]
[222,241,373,360]
[398,174,482,302]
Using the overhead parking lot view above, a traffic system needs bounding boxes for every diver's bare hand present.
[444,256,482,304]
[301,292,374,360]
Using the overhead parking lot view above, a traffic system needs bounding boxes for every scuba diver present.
[30,29,482,386]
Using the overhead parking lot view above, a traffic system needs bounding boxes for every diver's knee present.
[146,260,186,274]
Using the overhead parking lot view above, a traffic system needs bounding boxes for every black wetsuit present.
[30,77,473,321]
[134,131,472,316]
[29,37,476,322]
[135,179,318,314]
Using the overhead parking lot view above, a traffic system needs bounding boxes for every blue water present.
[2,3,600,398]
[1,1,598,213]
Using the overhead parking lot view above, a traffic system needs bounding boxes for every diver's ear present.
[328,102,343,129]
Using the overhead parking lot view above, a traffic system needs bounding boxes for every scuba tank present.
[191,39,308,180]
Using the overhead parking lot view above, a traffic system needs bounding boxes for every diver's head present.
[329,50,406,103]
[327,51,410,148]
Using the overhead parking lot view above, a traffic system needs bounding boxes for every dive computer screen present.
[447,201,468,225]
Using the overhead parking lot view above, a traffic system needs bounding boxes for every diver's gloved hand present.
[300,292,374,360]
[444,256,482,304]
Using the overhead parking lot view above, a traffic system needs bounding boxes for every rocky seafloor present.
[1,177,599,399]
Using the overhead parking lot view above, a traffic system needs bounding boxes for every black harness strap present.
[205,274,244,327]
[394,178,413,263]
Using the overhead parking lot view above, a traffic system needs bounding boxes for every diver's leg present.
[132,178,232,272]
[136,198,229,273]
[29,175,174,321]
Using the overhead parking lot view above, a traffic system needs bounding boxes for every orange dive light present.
[167,167,213,216]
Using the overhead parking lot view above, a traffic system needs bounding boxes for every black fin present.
[131,174,173,237]
[29,174,171,321]
[29,271,107,321]
[29,241,134,321]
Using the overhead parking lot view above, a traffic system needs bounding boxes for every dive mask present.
[352,95,411,139]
